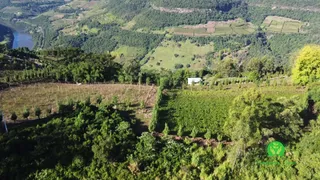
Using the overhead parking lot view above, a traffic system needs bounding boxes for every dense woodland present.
[0,24,13,48]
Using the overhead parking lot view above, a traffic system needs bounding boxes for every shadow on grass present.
[157,91,176,132]
[117,109,148,135]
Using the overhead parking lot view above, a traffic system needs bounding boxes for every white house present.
[188,78,202,85]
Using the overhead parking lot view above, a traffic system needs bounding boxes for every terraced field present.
[262,16,305,33]
[168,19,255,37]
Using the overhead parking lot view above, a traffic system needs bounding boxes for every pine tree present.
[204,129,212,140]
[163,123,169,136]
[10,112,17,123]
[22,108,30,120]
[96,94,103,104]
[35,107,41,119]
[177,124,183,137]
[190,126,198,138]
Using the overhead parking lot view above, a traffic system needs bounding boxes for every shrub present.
[23,108,30,120]
[10,112,17,122]
[35,107,41,119]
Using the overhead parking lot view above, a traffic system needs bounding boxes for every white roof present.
[188,78,202,84]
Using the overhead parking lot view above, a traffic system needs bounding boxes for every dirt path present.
[249,3,320,13]
[151,4,206,14]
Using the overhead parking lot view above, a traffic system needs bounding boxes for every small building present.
[188,78,202,85]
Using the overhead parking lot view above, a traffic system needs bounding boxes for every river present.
[12,31,34,50]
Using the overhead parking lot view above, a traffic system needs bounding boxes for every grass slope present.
[142,39,214,70]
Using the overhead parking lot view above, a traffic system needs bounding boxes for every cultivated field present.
[0,83,156,121]
[158,84,306,136]
[142,39,214,70]
[168,19,255,37]
[262,16,305,33]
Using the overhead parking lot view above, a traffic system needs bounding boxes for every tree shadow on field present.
[157,92,176,132]
[117,109,148,135]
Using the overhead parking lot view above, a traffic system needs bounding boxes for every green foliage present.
[34,107,41,119]
[294,120,320,179]
[177,124,183,137]
[292,45,320,85]
[96,95,103,104]
[204,129,212,140]
[224,89,305,146]
[23,108,30,120]
[162,123,169,136]
[190,126,198,138]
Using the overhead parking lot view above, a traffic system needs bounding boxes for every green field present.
[262,16,304,33]
[158,85,306,137]
[169,20,255,37]
[111,46,147,63]
[142,39,214,70]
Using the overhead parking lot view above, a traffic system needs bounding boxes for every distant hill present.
[0,0,320,70]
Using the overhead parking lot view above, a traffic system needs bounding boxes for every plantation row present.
[155,85,306,138]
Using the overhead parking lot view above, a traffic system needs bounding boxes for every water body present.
[12,31,34,50]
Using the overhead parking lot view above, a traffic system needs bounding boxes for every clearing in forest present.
[168,18,255,37]
[111,46,147,63]
[262,16,306,33]
[158,85,306,137]
[0,83,156,122]
[142,39,213,70]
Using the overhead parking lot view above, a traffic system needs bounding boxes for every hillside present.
[0,0,320,71]
[0,22,320,179]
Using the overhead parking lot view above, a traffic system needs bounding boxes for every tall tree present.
[292,45,320,85]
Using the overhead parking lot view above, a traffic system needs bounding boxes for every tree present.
[162,123,169,136]
[96,95,103,104]
[177,124,183,137]
[223,89,269,146]
[205,129,212,140]
[190,126,198,138]
[10,112,17,123]
[23,108,30,120]
[292,45,320,85]
[294,119,320,179]
[35,107,41,119]
[123,59,140,82]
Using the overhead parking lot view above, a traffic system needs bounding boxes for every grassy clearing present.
[142,39,214,70]
[262,16,304,33]
[81,25,100,34]
[0,83,156,121]
[158,84,306,136]
[111,46,147,63]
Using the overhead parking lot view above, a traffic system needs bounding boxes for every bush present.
[35,107,41,119]
[23,108,30,120]
[10,112,17,122]
[175,64,184,69]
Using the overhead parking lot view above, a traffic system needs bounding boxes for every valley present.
[0,0,320,179]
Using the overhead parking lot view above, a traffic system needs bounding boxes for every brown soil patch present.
[0,83,156,120]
